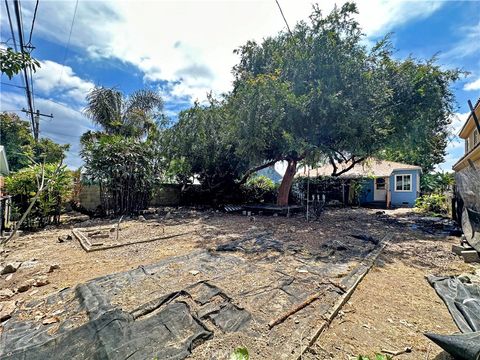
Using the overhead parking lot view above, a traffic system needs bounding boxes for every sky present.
[1,0,479,171]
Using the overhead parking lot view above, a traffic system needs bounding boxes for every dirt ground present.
[0,207,476,359]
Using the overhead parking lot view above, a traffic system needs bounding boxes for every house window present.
[395,174,412,192]
[474,129,479,146]
[466,138,470,153]
[375,178,386,190]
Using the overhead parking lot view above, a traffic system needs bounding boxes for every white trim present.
[394,173,413,192]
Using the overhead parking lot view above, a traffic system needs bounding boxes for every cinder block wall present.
[78,185,101,210]
[78,184,183,210]
[150,185,182,206]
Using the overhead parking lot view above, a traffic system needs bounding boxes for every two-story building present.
[453,99,480,173]
[452,99,480,252]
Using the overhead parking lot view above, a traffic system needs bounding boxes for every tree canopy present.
[167,3,460,205]
[0,112,69,171]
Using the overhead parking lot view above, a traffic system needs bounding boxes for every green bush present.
[5,164,73,229]
[241,175,277,203]
[420,172,454,194]
[81,134,160,215]
[415,193,448,214]
[356,355,392,360]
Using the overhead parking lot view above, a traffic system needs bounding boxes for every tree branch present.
[236,157,282,185]
[330,156,365,177]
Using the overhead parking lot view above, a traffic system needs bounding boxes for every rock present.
[165,212,172,219]
[17,281,34,293]
[189,270,200,276]
[58,234,72,243]
[0,288,14,300]
[0,300,16,322]
[109,227,116,232]
[1,261,22,275]
[138,215,146,222]
[5,273,13,281]
[34,276,50,287]
[48,264,60,273]
[42,316,59,325]
[20,259,38,269]
[296,268,309,273]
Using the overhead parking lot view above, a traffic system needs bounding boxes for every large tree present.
[230,3,460,205]
[165,97,249,193]
[80,87,165,214]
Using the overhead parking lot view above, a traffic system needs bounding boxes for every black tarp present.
[426,275,480,360]
[0,252,254,360]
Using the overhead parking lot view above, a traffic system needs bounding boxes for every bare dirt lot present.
[0,207,476,359]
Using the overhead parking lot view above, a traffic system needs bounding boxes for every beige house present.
[453,99,480,172]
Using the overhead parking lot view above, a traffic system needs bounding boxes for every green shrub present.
[415,193,448,214]
[355,355,392,360]
[230,347,249,360]
[5,163,73,229]
[241,175,277,203]
[420,172,454,194]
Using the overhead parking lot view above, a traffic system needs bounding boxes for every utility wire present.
[5,0,19,51]
[27,0,39,45]
[275,0,292,35]
[1,81,25,89]
[57,0,79,87]
[13,0,36,138]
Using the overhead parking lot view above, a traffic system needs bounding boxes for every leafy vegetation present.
[355,355,392,360]
[80,87,165,215]
[229,346,249,360]
[415,193,448,215]
[0,48,40,79]
[420,172,455,194]
[164,98,248,193]
[166,3,460,205]
[0,112,69,171]
[241,175,278,203]
[5,163,73,229]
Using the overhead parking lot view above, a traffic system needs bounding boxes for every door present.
[374,177,387,201]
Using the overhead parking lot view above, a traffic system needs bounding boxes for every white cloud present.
[4,0,446,104]
[464,77,480,91]
[450,111,470,136]
[441,21,480,61]
[435,112,469,171]
[34,60,95,103]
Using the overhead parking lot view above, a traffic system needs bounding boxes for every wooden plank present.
[462,250,480,263]
[296,233,393,359]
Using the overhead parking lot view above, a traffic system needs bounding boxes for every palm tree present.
[84,87,164,138]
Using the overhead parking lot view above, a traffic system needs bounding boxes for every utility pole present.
[21,109,53,141]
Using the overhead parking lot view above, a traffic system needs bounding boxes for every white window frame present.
[375,177,386,190]
[394,174,412,192]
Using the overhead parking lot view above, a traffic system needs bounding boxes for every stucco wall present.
[389,169,420,207]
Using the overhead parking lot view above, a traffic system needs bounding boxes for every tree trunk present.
[277,158,297,206]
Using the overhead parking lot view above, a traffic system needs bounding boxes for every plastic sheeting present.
[456,167,480,252]
[426,275,480,360]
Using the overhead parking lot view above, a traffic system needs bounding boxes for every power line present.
[27,0,39,45]
[57,0,79,87]
[13,0,36,139]
[275,0,292,35]
[1,81,26,89]
[4,0,18,51]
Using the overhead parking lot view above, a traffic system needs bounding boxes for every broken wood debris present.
[381,346,412,356]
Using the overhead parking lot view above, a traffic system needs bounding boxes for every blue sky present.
[1,0,479,171]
